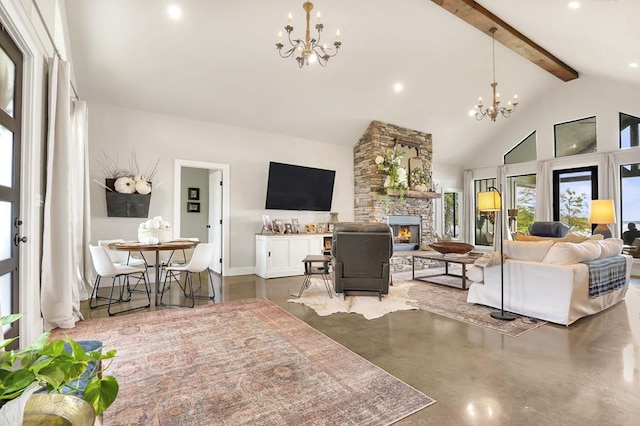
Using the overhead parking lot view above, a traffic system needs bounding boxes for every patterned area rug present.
[52,299,435,425]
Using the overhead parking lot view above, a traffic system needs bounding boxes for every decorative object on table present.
[187,202,200,213]
[292,218,301,233]
[273,219,285,234]
[138,216,172,244]
[276,1,342,68]
[328,212,339,224]
[477,185,515,321]
[97,150,161,218]
[589,199,616,239]
[0,314,119,425]
[305,223,317,233]
[187,187,200,200]
[428,241,474,255]
[284,223,293,234]
[472,27,519,122]
[317,223,327,234]
[262,215,273,233]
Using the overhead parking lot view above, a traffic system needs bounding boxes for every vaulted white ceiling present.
[64,0,640,166]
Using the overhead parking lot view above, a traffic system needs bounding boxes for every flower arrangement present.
[96,149,160,195]
[374,146,408,192]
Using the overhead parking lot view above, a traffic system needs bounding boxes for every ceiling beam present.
[431,0,579,82]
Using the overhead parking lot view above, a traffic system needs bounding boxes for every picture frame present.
[187,202,200,213]
[305,223,317,234]
[284,223,293,234]
[328,223,335,233]
[188,187,200,200]
[262,215,273,233]
[291,218,301,234]
[317,223,326,234]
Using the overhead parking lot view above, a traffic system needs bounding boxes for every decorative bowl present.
[428,241,474,255]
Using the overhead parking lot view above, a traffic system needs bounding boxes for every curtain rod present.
[31,0,79,100]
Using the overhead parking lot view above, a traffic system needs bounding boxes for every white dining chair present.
[160,243,215,308]
[89,245,151,316]
[168,237,200,266]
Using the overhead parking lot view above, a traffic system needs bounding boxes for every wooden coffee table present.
[412,252,478,290]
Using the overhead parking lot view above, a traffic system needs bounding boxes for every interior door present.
[0,27,23,347]
[208,170,223,274]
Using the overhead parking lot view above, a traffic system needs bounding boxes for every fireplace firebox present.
[388,215,421,251]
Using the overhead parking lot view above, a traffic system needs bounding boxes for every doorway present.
[173,160,229,275]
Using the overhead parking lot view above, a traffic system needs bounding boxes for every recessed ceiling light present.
[393,83,403,93]
[629,63,639,68]
[567,1,581,9]
[168,4,182,20]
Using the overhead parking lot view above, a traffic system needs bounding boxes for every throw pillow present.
[473,251,505,267]
[589,238,623,259]
[466,265,484,283]
[514,232,591,244]
[542,241,602,265]
[503,240,554,262]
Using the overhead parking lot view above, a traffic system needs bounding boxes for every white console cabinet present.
[255,234,329,278]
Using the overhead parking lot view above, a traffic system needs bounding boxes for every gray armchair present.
[331,222,393,300]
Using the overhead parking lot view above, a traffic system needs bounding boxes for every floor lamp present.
[477,185,516,321]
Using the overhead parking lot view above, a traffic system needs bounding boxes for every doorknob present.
[14,235,27,246]
[206,225,211,229]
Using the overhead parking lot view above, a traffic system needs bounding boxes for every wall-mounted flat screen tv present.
[265,162,336,211]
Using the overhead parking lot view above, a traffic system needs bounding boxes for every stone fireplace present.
[389,215,421,251]
[353,121,438,272]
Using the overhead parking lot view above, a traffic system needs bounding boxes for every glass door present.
[552,166,598,236]
[0,27,23,348]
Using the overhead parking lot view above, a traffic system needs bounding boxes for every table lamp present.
[589,199,615,239]
[477,186,516,321]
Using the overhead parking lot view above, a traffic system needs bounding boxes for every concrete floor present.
[81,274,640,425]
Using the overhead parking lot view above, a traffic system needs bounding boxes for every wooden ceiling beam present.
[431,0,579,82]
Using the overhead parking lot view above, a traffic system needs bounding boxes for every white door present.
[0,29,23,348]
[208,170,223,274]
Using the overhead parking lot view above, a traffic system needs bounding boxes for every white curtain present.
[493,166,512,251]
[535,160,552,221]
[41,56,90,329]
[462,170,474,244]
[605,153,621,238]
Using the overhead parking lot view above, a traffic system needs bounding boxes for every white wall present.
[88,103,355,274]
[463,75,640,169]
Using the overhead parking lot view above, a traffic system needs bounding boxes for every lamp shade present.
[477,190,501,211]
[589,199,616,224]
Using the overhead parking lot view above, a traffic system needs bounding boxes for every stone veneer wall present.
[353,121,434,272]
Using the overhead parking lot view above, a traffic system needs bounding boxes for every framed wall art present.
[187,202,201,213]
[188,187,200,200]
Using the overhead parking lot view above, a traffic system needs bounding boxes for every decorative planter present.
[105,178,151,218]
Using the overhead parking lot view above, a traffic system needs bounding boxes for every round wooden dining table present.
[108,240,199,306]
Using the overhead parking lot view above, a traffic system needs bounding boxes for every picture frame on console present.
[292,218,301,233]
[317,223,327,234]
[273,219,285,234]
[284,223,293,234]
[305,223,317,233]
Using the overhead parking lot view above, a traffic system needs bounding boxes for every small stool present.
[294,255,333,298]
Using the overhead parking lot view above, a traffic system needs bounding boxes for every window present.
[504,131,536,164]
[620,163,640,235]
[554,116,597,158]
[443,191,460,239]
[552,167,598,236]
[474,178,496,246]
[620,112,640,149]
[506,174,536,234]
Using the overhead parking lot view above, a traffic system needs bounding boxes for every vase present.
[329,212,339,224]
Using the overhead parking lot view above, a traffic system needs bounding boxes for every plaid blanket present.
[584,255,627,298]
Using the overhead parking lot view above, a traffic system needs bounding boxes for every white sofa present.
[466,238,632,325]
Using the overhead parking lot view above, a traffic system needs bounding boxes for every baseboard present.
[226,266,256,277]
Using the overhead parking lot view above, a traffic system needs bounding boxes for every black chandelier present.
[472,27,519,122]
[276,1,341,68]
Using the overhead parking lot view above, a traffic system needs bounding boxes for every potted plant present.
[0,314,119,422]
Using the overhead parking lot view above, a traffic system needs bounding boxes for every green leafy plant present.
[0,314,119,416]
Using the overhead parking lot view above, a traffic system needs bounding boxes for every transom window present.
[620,112,640,149]
[554,116,597,158]
[504,131,536,165]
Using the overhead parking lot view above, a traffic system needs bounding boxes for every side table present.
[293,255,333,298]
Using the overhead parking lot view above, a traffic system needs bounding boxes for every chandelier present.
[472,27,518,122]
[276,1,341,68]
